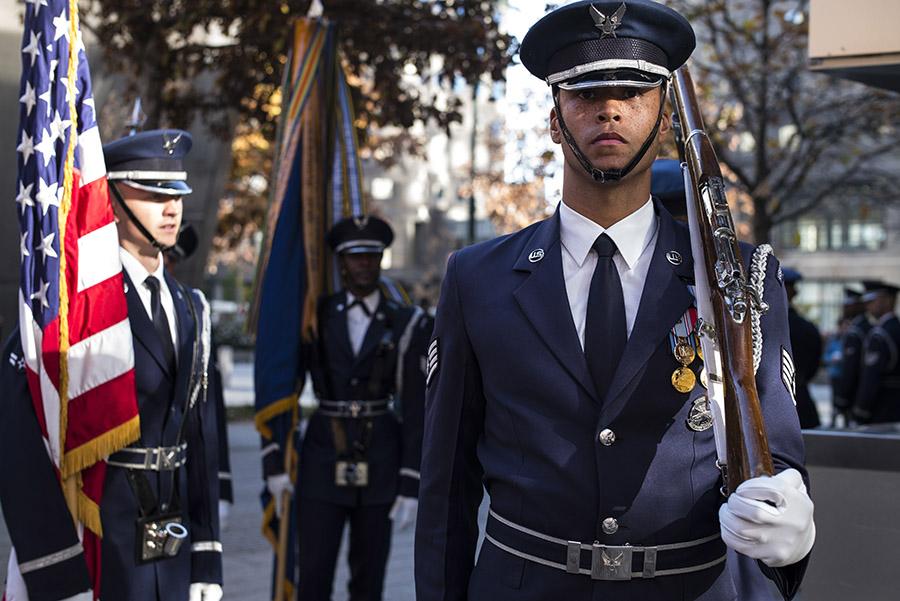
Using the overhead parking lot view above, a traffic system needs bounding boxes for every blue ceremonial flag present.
[251,15,369,598]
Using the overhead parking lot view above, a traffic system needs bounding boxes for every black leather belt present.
[317,399,392,418]
[108,443,188,472]
[485,509,726,581]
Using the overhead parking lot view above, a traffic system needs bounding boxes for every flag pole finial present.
[307,0,324,18]
[125,97,145,136]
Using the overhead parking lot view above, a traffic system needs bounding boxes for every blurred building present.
[773,201,900,334]
[364,63,506,304]
[808,0,900,92]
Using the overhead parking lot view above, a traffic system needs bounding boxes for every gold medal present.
[671,367,696,393]
[674,339,696,366]
[696,341,704,361]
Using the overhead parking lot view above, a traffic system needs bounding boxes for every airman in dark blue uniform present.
[263,216,432,601]
[853,282,900,424]
[834,281,880,422]
[0,130,224,601]
[782,268,822,428]
[415,2,814,600]
[829,287,865,425]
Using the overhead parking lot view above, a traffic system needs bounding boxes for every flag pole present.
[273,488,292,601]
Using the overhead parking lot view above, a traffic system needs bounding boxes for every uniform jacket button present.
[602,517,619,535]
[598,429,616,446]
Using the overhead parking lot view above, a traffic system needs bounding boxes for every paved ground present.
[0,420,418,600]
[0,359,834,599]
[223,421,419,600]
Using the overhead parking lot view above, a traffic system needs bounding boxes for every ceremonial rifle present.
[671,65,774,492]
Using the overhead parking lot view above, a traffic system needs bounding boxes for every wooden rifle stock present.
[671,66,774,491]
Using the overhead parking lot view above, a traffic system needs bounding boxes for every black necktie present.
[348,297,372,317]
[145,275,176,372]
[584,233,627,400]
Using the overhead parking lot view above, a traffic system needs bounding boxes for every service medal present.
[671,367,696,393]
[687,396,714,432]
[674,340,696,365]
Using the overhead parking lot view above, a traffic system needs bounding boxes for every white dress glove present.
[189,583,223,601]
[719,468,815,567]
[389,496,418,531]
[266,473,294,518]
[218,500,231,531]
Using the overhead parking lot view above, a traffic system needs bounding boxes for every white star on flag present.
[48,58,59,82]
[34,128,57,167]
[59,76,78,104]
[25,0,48,16]
[30,280,51,309]
[52,10,69,42]
[48,111,72,143]
[36,178,60,216]
[17,131,35,165]
[74,29,86,55]
[20,81,37,117]
[38,84,52,117]
[16,182,35,215]
[20,233,31,259]
[38,232,59,263]
[22,30,42,67]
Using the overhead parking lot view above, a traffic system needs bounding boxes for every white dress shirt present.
[346,289,381,356]
[119,247,179,353]
[559,198,658,348]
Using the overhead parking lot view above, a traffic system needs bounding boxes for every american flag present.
[12,0,139,595]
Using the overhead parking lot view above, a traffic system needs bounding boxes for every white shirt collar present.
[119,247,165,287]
[559,197,656,269]
[346,289,381,313]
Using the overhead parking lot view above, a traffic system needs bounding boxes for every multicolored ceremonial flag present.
[251,14,368,598]
[11,0,139,596]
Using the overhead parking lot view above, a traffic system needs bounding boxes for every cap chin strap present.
[109,181,175,253]
[552,84,668,184]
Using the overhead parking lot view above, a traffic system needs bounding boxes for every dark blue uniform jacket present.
[0,271,222,601]
[415,202,809,601]
[834,314,872,409]
[854,314,900,424]
[787,308,822,428]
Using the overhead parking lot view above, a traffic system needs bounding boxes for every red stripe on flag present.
[41,316,61,390]
[67,172,115,238]
[64,370,137,452]
[66,273,129,347]
[82,464,106,595]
